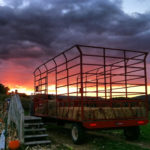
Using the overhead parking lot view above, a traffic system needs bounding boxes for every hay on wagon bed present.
[35,100,57,116]
[35,100,146,121]
[48,100,56,116]
[56,106,146,121]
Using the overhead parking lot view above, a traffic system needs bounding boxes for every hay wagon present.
[32,45,149,144]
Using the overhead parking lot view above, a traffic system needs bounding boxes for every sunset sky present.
[0,0,150,95]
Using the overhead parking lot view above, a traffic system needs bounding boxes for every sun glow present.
[8,85,34,95]
[9,88,33,95]
[6,82,150,96]
[48,84,150,98]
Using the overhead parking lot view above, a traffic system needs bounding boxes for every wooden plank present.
[24,140,51,146]
[24,123,44,127]
[24,134,48,138]
[24,128,46,132]
[24,116,42,120]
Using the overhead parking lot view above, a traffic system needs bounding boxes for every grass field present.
[91,137,149,150]
[138,115,150,144]
[92,114,150,150]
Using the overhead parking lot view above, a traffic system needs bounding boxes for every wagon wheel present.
[71,124,85,144]
[124,126,140,140]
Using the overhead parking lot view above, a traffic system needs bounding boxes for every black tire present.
[124,126,140,141]
[57,120,65,126]
[71,123,85,144]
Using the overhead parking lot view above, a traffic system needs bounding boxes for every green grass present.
[91,137,149,150]
[94,113,150,150]
[0,94,10,102]
[55,144,73,150]
[140,124,150,143]
[139,114,150,143]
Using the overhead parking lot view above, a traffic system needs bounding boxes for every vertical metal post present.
[33,72,36,95]
[63,53,70,111]
[110,66,112,100]
[103,48,107,100]
[53,59,57,98]
[96,78,98,100]
[53,59,57,114]
[96,69,99,100]
[44,64,48,115]
[63,53,69,99]
[77,76,79,97]
[44,64,48,95]
[76,45,84,120]
[38,68,42,94]
[85,74,87,97]
[144,53,148,118]
[124,51,128,98]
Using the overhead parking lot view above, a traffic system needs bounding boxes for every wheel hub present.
[72,126,78,141]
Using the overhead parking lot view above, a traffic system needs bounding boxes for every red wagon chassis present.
[33,45,149,130]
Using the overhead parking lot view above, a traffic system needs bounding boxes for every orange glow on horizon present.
[6,84,33,95]
[48,84,150,97]
[9,88,34,95]
[2,82,150,96]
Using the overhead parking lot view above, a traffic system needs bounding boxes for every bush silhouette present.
[0,83,9,94]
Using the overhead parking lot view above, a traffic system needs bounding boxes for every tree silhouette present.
[0,84,9,94]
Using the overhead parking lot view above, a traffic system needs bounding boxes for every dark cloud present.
[0,0,150,67]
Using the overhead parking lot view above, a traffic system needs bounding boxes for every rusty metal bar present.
[63,53,69,99]
[44,64,48,95]
[76,45,84,120]
[78,44,147,54]
[103,48,107,99]
[124,51,128,98]
[144,53,148,118]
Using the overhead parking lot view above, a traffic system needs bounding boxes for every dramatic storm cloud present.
[0,0,150,92]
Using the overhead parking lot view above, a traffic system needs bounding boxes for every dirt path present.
[47,124,150,150]
[47,126,93,150]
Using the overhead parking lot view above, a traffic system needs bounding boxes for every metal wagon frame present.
[33,45,148,139]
